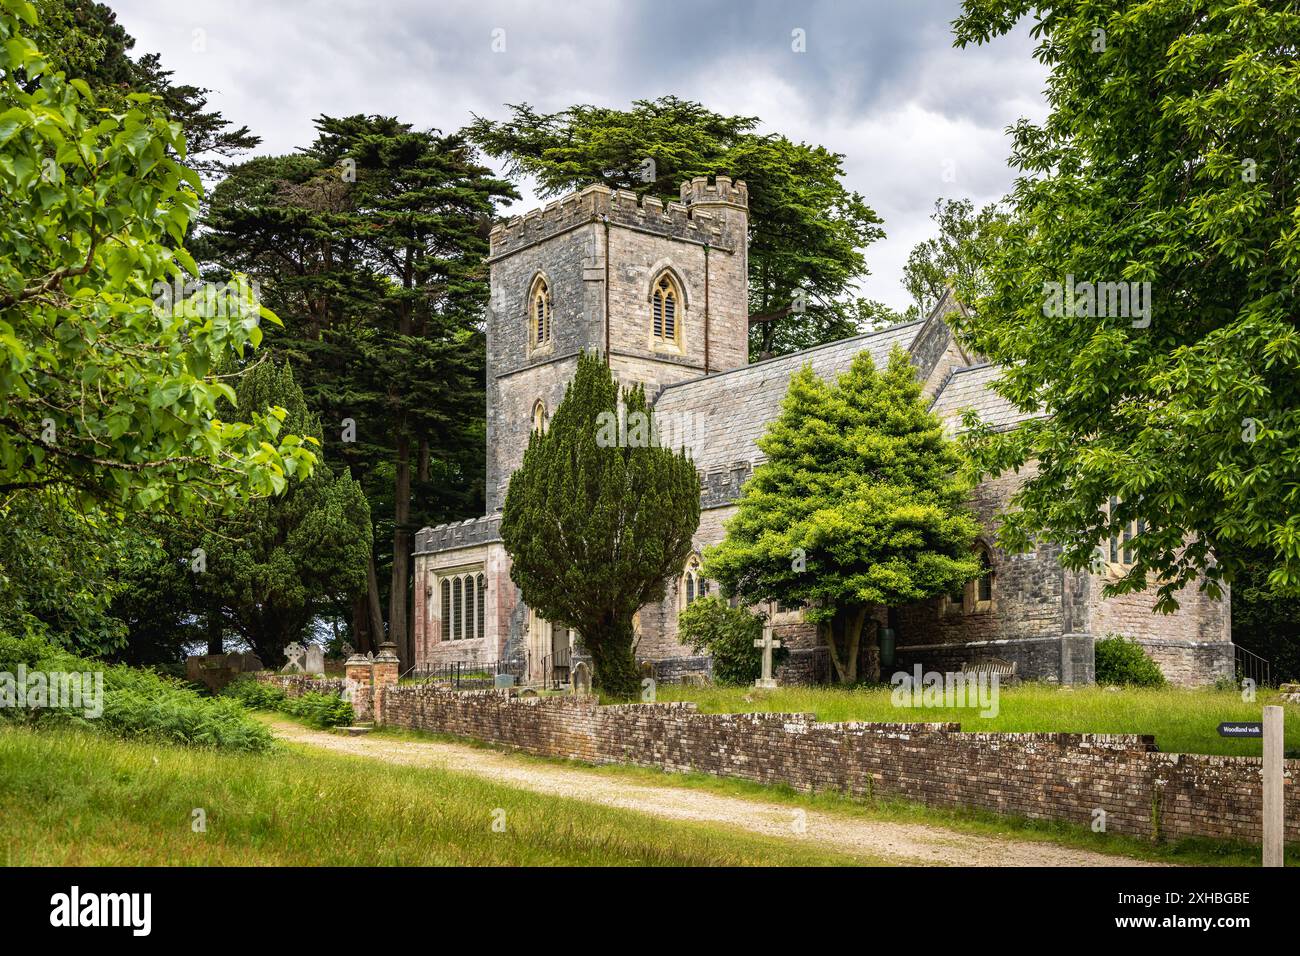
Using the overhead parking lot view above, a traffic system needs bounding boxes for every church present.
[411,177,1233,687]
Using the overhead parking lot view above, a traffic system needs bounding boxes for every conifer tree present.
[194,360,372,662]
[706,347,982,683]
[501,353,699,698]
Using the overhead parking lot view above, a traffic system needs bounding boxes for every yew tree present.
[706,348,982,683]
[500,353,699,698]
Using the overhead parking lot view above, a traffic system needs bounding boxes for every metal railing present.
[402,650,576,691]
[1235,645,1273,688]
[540,646,571,690]
[402,656,526,690]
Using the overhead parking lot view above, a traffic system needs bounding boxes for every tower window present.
[529,275,552,351]
[652,273,681,348]
[532,400,548,435]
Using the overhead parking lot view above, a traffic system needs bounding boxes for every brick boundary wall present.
[374,684,1299,846]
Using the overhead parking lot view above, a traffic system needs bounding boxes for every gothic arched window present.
[976,545,994,606]
[532,399,548,435]
[681,554,708,608]
[652,272,681,348]
[529,275,552,351]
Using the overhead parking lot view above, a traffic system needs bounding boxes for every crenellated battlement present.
[680,175,748,208]
[489,178,747,260]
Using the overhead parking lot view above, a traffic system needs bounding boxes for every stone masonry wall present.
[377,685,1299,846]
[253,673,345,697]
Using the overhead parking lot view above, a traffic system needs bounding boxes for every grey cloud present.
[110,0,1046,311]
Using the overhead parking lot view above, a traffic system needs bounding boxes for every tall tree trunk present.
[206,610,223,656]
[350,593,371,654]
[365,553,385,651]
[585,613,639,700]
[820,606,870,684]
[390,427,412,670]
[387,246,416,672]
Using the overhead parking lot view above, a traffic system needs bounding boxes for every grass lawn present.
[0,725,868,866]
[641,683,1300,756]
[371,724,1298,867]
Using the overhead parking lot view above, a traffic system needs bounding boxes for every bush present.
[1095,635,1167,687]
[223,678,352,728]
[223,677,288,710]
[281,692,354,728]
[0,631,273,752]
[677,596,786,686]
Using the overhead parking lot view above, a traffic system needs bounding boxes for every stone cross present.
[281,641,306,674]
[754,620,780,689]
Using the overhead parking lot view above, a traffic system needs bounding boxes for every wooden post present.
[1263,704,1284,867]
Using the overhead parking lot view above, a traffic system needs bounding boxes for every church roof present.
[652,318,924,475]
[929,363,1045,434]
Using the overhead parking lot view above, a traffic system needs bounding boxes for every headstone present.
[572,661,592,696]
[494,674,515,689]
[753,620,781,690]
[281,641,307,674]
[304,644,325,675]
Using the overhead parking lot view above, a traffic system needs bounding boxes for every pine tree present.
[500,353,700,698]
[706,347,982,683]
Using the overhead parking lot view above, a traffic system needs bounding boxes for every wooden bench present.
[960,658,1018,682]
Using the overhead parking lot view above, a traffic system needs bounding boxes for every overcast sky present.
[109,0,1048,313]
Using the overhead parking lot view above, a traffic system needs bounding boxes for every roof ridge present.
[656,318,925,398]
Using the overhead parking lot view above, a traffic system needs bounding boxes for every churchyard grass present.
[0,725,869,866]
[368,723,1298,867]
[642,683,1300,757]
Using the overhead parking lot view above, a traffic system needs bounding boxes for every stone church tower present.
[483,177,749,511]
[412,177,751,681]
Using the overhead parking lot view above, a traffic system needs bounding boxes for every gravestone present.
[571,661,592,696]
[304,644,325,675]
[281,641,307,674]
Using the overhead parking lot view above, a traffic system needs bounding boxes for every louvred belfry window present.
[652,274,680,346]
[530,276,552,349]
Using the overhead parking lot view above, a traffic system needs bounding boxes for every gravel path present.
[270,720,1163,867]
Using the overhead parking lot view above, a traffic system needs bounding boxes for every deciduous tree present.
[950,0,1300,607]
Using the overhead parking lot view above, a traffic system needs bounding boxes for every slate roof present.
[652,319,924,474]
[928,362,1043,434]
